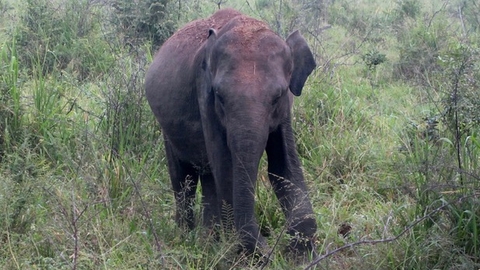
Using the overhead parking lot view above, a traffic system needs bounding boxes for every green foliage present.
[397,131,480,267]
[394,21,447,82]
[110,0,176,49]
[458,0,480,33]
[362,48,387,71]
[439,44,480,135]
[329,0,386,41]
[396,39,480,267]
[14,0,113,79]
[255,171,287,237]
[0,41,22,159]
[329,1,371,37]
[362,48,387,86]
[248,0,299,38]
[98,49,159,161]
[436,44,480,261]
[250,0,329,39]
[448,198,480,259]
[393,0,422,21]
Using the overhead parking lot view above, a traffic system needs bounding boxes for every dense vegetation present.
[1,0,479,269]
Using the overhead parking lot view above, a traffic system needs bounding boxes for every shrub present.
[362,48,387,71]
[398,41,480,265]
[393,0,421,22]
[328,1,370,37]
[394,23,443,82]
[98,49,159,160]
[457,0,480,33]
[14,0,113,79]
[109,0,176,50]
[439,44,480,137]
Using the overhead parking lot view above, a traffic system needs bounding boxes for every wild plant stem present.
[304,200,451,269]
[6,228,20,269]
[451,55,468,184]
[114,152,164,262]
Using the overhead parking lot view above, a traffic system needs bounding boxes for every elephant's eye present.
[214,89,224,104]
[271,89,285,105]
[272,95,280,105]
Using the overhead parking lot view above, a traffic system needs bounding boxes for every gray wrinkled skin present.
[145,8,317,257]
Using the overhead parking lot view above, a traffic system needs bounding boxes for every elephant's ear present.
[286,30,316,96]
[202,28,217,72]
[200,29,217,95]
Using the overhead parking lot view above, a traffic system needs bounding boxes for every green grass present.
[1,0,480,269]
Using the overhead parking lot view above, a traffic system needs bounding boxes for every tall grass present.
[0,40,21,157]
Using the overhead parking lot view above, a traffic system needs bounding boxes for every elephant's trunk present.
[226,114,269,252]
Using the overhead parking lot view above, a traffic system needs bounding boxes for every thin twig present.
[6,228,20,269]
[260,214,288,270]
[427,1,448,29]
[112,150,165,263]
[458,4,467,38]
[304,201,450,269]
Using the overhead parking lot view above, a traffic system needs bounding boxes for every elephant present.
[145,8,317,257]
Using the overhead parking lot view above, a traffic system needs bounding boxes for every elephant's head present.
[197,16,316,254]
[200,17,315,148]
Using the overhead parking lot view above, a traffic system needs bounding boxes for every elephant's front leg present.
[231,160,266,254]
[265,122,317,254]
[199,173,221,229]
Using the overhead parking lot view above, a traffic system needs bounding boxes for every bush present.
[328,1,370,37]
[109,0,176,50]
[99,50,159,160]
[457,0,480,33]
[393,22,447,83]
[393,0,421,22]
[14,0,113,79]
[439,44,480,135]
[397,41,480,266]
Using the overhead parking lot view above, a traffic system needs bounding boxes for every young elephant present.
[145,8,317,257]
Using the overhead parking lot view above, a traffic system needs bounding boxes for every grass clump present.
[14,0,113,79]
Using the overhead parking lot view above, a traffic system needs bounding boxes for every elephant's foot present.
[284,216,317,262]
[285,235,316,257]
[236,243,272,268]
[283,234,317,266]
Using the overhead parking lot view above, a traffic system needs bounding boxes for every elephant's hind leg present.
[164,141,199,230]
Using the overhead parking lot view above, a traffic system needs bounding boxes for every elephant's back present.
[146,8,243,100]
[145,9,242,167]
[169,8,242,47]
[146,8,243,118]
[153,8,242,67]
